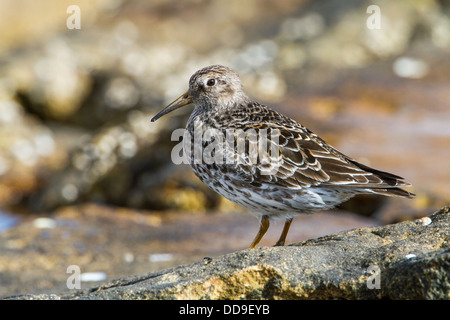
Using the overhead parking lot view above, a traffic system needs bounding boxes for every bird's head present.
[151,65,248,122]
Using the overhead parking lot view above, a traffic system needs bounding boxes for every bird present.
[151,65,415,249]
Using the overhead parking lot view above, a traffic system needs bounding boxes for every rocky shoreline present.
[7,206,449,300]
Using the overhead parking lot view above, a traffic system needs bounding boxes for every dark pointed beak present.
[151,90,192,122]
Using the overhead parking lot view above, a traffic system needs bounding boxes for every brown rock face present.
[8,206,449,300]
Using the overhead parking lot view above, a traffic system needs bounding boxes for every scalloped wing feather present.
[219,103,414,198]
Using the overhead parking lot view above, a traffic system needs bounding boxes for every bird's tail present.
[348,160,415,198]
[366,187,415,199]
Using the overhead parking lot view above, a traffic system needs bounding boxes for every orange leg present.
[249,215,270,249]
[274,218,293,246]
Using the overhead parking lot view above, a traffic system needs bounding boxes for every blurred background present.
[0,0,449,297]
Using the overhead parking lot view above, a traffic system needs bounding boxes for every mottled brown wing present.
[221,103,413,196]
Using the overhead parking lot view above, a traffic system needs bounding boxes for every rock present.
[0,203,378,298]
[8,206,449,300]
[0,96,64,207]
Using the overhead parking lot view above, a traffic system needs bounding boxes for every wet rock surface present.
[7,206,449,300]
[0,203,378,297]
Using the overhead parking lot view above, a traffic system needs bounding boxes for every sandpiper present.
[152,65,414,248]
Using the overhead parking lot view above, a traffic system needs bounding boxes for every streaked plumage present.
[152,65,414,248]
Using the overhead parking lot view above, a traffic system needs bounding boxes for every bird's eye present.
[206,78,216,86]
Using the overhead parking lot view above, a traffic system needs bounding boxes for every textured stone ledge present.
[7,206,449,300]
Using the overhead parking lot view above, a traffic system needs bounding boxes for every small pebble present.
[149,253,173,262]
[33,217,56,229]
[123,252,134,263]
[417,217,432,226]
[80,272,107,282]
